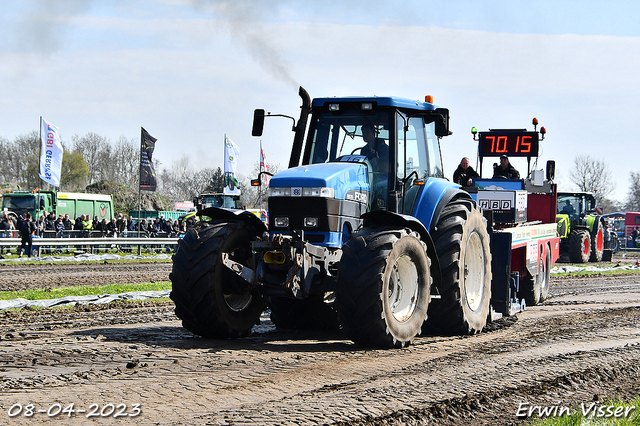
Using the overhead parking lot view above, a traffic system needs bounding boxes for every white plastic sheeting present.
[0,253,172,262]
[552,264,640,274]
[0,290,171,310]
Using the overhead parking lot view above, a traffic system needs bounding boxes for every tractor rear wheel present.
[568,229,590,263]
[336,227,431,348]
[427,199,492,335]
[589,220,604,262]
[267,294,339,331]
[170,220,265,338]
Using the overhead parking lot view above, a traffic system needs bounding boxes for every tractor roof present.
[312,96,440,111]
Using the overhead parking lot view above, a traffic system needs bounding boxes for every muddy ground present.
[1,255,640,425]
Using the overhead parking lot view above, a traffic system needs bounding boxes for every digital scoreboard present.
[478,131,539,158]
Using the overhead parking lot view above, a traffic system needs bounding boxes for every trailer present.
[2,190,113,222]
[468,120,560,309]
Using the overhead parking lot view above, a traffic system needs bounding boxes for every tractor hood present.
[268,162,370,201]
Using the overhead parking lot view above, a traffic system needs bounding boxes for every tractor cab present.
[557,192,596,217]
[556,191,606,262]
[300,97,449,214]
[253,92,454,246]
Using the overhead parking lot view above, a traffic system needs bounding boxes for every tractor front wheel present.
[568,229,590,263]
[336,227,431,348]
[170,220,265,338]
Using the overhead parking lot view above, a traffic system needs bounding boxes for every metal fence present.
[0,230,180,256]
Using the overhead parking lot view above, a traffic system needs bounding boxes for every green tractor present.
[556,192,605,263]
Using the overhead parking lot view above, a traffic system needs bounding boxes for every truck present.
[170,87,560,348]
[555,192,606,262]
[2,190,113,222]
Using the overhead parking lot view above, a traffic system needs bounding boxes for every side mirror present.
[252,109,265,137]
[433,108,451,137]
[546,160,555,181]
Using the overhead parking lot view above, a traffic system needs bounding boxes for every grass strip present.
[0,282,172,301]
[525,397,640,425]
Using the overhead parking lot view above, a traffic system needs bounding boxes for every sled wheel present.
[520,245,550,306]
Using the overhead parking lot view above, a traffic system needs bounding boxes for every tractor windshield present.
[303,109,392,210]
[304,110,391,168]
[557,194,597,216]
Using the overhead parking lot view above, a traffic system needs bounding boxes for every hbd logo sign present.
[479,199,512,210]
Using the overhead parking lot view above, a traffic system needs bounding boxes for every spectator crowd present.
[1,211,196,240]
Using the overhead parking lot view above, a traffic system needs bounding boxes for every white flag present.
[39,118,63,187]
[223,136,241,196]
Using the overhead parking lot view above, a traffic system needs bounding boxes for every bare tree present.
[109,136,139,190]
[569,154,613,205]
[239,161,280,209]
[4,131,41,189]
[626,172,640,211]
[71,132,110,184]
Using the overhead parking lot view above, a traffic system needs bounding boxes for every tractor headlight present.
[302,187,335,198]
[269,187,335,198]
[304,217,319,228]
[269,187,291,197]
[274,217,289,228]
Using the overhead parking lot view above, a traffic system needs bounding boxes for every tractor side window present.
[397,116,429,182]
[425,122,444,178]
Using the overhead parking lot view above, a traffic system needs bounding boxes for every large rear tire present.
[589,220,604,262]
[428,199,492,335]
[336,227,431,348]
[568,229,590,263]
[267,294,339,331]
[170,220,265,338]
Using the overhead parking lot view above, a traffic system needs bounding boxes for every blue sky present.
[1,0,639,201]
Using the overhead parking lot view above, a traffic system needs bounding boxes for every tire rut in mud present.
[0,261,172,291]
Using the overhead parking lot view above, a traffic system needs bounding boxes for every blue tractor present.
[170,87,493,348]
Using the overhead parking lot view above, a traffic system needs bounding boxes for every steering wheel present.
[351,146,364,155]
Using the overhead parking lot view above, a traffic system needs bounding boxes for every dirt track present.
[1,257,640,425]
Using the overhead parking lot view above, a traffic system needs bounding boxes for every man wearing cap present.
[493,154,520,179]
